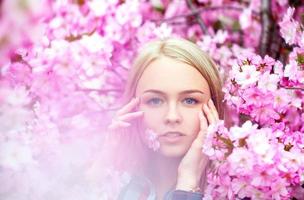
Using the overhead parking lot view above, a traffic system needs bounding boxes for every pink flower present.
[0,140,36,170]
[233,64,260,88]
[273,89,292,113]
[88,0,117,17]
[241,87,272,108]
[153,23,173,39]
[279,7,299,45]
[298,31,304,48]
[270,179,290,200]
[144,128,160,151]
[80,33,109,53]
[247,129,276,164]
[229,121,257,141]
[250,104,280,125]
[258,72,280,92]
[227,147,255,176]
[240,8,252,30]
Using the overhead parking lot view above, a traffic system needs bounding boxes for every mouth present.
[159,131,186,143]
[162,131,185,136]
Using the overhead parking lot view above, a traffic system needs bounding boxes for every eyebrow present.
[143,89,205,95]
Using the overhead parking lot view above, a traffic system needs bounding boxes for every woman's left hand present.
[175,99,219,191]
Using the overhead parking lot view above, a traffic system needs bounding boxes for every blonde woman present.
[106,38,223,200]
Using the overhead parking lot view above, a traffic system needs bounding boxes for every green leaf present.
[297,53,304,65]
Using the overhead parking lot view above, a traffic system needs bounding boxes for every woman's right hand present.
[107,97,144,132]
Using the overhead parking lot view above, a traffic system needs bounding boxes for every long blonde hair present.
[107,37,223,189]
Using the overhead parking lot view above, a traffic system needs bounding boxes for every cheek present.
[182,109,201,135]
[138,105,163,127]
[142,110,161,128]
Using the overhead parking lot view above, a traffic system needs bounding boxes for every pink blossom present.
[233,64,260,88]
[0,1,303,199]
[258,72,280,92]
[0,140,36,170]
[153,23,173,39]
[144,128,160,151]
[247,129,277,164]
[273,89,292,113]
[88,0,118,17]
[251,104,280,125]
[229,121,257,141]
[279,7,299,45]
[227,147,255,175]
[239,9,252,30]
[241,87,272,108]
[298,31,304,48]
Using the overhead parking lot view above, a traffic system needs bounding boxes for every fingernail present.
[209,99,214,105]
[203,104,208,109]
[199,111,204,119]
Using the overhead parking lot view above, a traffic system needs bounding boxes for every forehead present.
[135,57,210,96]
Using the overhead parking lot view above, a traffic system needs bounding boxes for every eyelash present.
[146,97,199,106]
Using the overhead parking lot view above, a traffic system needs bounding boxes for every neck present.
[145,153,182,198]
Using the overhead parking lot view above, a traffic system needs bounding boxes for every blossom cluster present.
[0,0,303,199]
[203,120,304,200]
[205,46,304,199]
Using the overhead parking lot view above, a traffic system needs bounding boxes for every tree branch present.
[259,0,273,57]
[151,5,259,24]
[185,0,208,34]
[281,86,304,91]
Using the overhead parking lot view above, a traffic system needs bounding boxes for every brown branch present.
[271,24,286,63]
[281,86,304,91]
[259,0,274,57]
[80,88,123,94]
[151,5,259,24]
[185,0,208,34]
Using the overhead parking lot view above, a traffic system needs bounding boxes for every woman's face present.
[135,56,211,158]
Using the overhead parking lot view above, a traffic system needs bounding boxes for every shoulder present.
[100,169,132,200]
[118,174,156,200]
[169,190,203,200]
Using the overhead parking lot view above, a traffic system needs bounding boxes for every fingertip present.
[121,122,131,127]
[209,99,216,108]
[131,97,139,102]
[198,110,204,119]
[135,97,142,106]
[203,103,208,111]
[199,111,207,122]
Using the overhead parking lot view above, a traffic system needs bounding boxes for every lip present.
[160,131,185,143]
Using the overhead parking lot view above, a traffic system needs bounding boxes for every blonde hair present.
[122,37,223,118]
[107,37,224,190]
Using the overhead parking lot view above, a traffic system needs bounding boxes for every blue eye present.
[146,98,163,105]
[183,98,198,105]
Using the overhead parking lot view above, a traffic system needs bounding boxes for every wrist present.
[172,190,203,200]
[175,183,201,193]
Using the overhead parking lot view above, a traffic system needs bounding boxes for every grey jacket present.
[118,175,203,200]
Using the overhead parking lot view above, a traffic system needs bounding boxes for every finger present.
[108,120,131,131]
[190,111,207,149]
[118,111,144,122]
[116,121,131,127]
[199,111,208,133]
[117,97,140,116]
[203,103,216,125]
[208,99,219,120]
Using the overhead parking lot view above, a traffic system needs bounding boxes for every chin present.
[158,145,188,158]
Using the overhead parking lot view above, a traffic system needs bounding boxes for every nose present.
[164,102,182,125]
